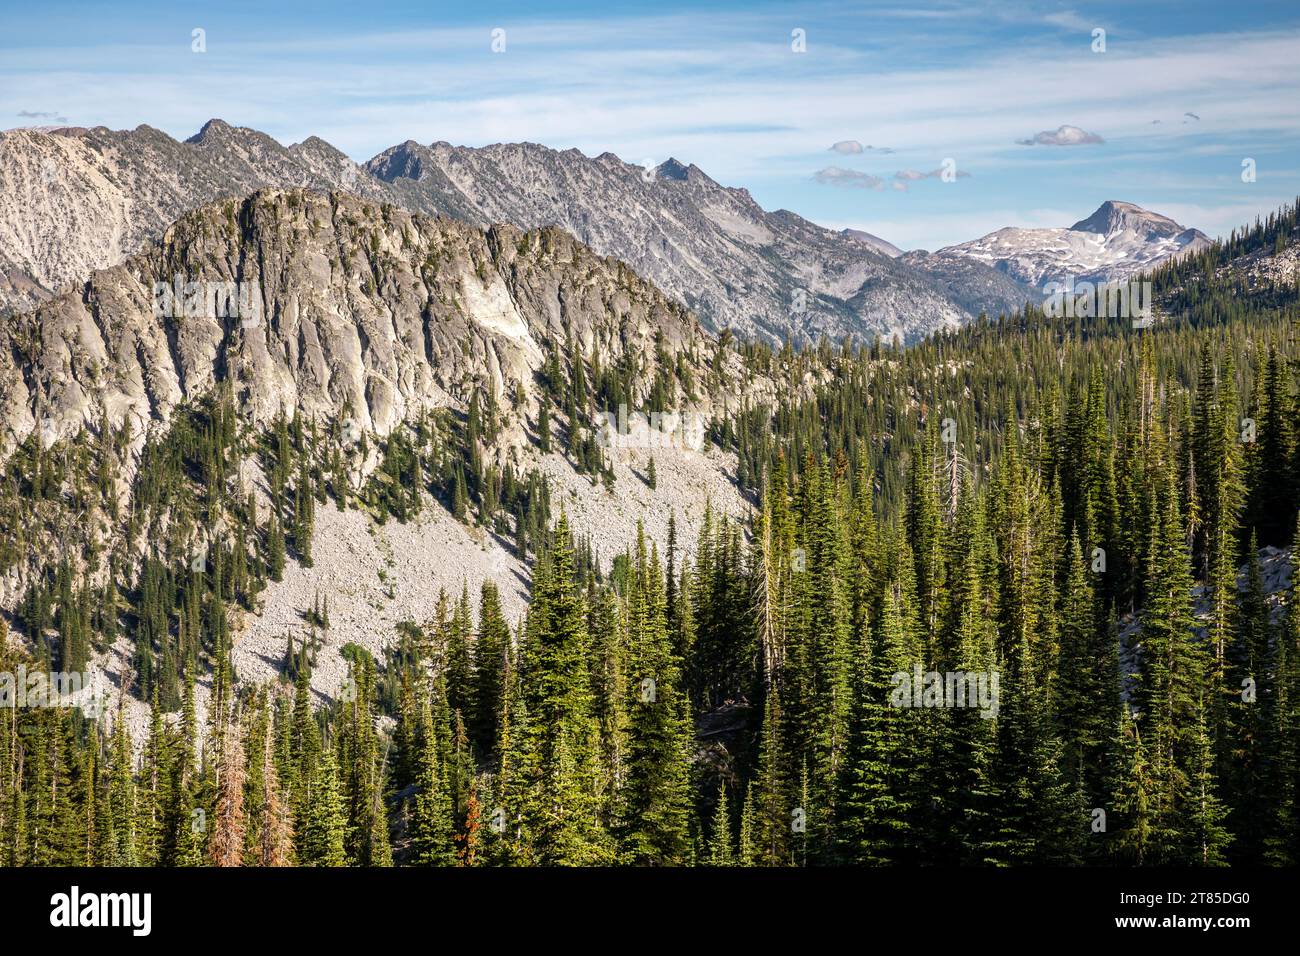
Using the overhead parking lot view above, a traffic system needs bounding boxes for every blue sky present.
[2,0,1298,249]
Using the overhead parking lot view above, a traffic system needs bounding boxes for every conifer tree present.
[409,694,454,866]
[837,587,913,864]
[618,530,692,864]
[738,784,757,866]
[105,707,138,865]
[1112,714,1153,865]
[986,632,1084,865]
[708,781,734,866]
[472,581,510,763]
[1224,536,1274,860]
[513,514,612,864]
[1137,463,1218,863]
[298,744,348,866]
[1054,531,1117,812]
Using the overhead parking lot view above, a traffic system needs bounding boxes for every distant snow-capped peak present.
[934,201,1210,287]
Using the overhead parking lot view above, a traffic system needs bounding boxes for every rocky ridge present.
[0,187,717,465]
[1,120,1031,343]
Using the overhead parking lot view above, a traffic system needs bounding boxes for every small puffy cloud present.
[814,166,885,189]
[1016,124,1104,146]
[828,140,894,155]
[894,167,970,182]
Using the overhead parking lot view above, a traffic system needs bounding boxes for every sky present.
[1,0,1298,250]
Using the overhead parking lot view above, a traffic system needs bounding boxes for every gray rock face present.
[0,120,1030,343]
[0,121,391,316]
[841,228,903,258]
[366,140,1032,343]
[0,188,711,463]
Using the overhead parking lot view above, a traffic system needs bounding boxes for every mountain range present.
[0,120,1207,343]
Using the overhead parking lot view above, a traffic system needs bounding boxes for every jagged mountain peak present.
[934,201,1211,287]
[655,157,690,181]
[404,140,1028,339]
[184,118,238,144]
[1070,200,1186,239]
[290,135,347,158]
[365,140,429,181]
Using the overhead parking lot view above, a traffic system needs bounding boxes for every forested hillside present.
[0,200,1297,867]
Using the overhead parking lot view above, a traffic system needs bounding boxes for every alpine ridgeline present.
[2,120,1030,342]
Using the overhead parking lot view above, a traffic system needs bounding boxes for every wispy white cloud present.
[1,6,1296,248]
[895,166,971,181]
[4,17,1297,166]
[1041,10,1095,32]
[15,109,67,122]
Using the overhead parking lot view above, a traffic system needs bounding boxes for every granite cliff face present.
[0,187,712,464]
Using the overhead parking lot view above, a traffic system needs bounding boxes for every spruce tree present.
[513,514,612,864]
[618,531,692,864]
[298,744,348,866]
